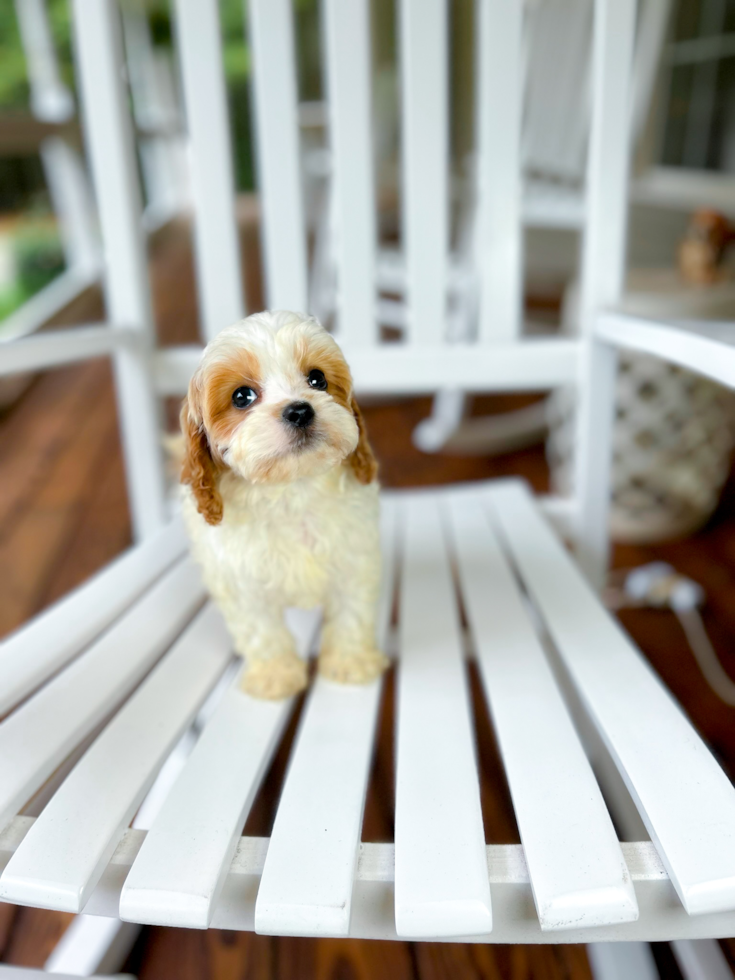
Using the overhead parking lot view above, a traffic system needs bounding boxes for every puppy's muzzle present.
[282,401,315,429]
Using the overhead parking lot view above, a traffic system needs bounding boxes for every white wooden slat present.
[118,608,319,928]
[0,604,231,912]
[447,494,638,931]
[0,559,204,834]
[174,0,244,340]
[253,500,397,937]
[248,0,308,311]
[475,0,523,342]
[394,495,492,938]
[322,0,376,344]
[15,818,735,942]
[72,0,166,540]
[487,480,735,918]
[0,520,186,717]
[399,0,448,344]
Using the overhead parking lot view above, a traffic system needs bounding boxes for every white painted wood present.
[0,968,132,980]
[14,0,74,122]
[12,806,735,941]
[17,0,100,277]
[72,0,166,540]
[44,914,140,977]
[0,519,186,717]
[573,0,637,584]
[398,0,448,344]
[122,0,188,229]
[672,938,734,980]
[487,480,735,918]
[39,137,101,275]
[412,388,466,453]
[152,339,581,397]
[322,0,376,344]
[597,312,735,390]
[254,501,397,937]
[0,559,204,833]
[0,605,230,912]
[45,671,236,974]
[28,829,735,942]
[586,942,658,980]
[631,0,672,146]
[395,495,492,938]
[631,165,735,216]
[118,608,319,928]
[475,0,522,342]
[523,179,585,230]
[248,0,308,310]
[0,325,131,378]
[448,494,638,932]
[174,0,244,339]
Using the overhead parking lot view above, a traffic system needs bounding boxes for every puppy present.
[179,310,386,700]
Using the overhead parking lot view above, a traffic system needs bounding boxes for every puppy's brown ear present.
[180,378,224,525]
[348,395,378,485]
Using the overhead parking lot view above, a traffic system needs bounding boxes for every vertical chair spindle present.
[323,0,377,344]
[399,0,449,345]
[174,0,245,340]
[476,0,523,342]
[248,0,309,312]
[72,0,166,540]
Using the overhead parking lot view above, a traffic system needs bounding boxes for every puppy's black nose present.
[282,401,315,429]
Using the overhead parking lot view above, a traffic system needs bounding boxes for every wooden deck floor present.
[2,218,735,977]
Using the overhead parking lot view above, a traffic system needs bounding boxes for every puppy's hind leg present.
[220,595,308,700]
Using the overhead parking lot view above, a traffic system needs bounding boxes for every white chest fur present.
[182,464,380,610]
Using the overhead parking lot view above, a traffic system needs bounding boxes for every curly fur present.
[180,311,385,699]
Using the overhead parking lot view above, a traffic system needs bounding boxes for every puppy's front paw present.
[240,653,308,700]
[318,648,388,685]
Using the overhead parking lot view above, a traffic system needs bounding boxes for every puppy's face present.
[181,312,377,524]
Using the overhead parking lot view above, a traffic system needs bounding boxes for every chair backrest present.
[7,0,639,584]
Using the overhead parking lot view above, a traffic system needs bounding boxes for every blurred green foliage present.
[14,221,65,295]
[0,0,323,193]
[0,220,64,320]
[0,0,74,110]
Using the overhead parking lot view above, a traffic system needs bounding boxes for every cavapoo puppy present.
[179,310,386,700]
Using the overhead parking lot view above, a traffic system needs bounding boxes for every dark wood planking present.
[0,907,74,968]
[1,213,733,976]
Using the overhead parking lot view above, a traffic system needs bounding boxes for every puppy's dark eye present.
[232,386,258,409]
[307,369,327,391]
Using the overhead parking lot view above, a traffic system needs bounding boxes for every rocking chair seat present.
[1,479,735,944]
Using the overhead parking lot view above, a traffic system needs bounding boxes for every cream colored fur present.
[181,311,385,700]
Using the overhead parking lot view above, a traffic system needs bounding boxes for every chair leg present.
[586,942,658,980]
[43,914,140,977]
[671,939,733,980]
[413,391,549,456]
[412,388,468,452]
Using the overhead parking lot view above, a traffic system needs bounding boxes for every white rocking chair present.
[3,0,735,974]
